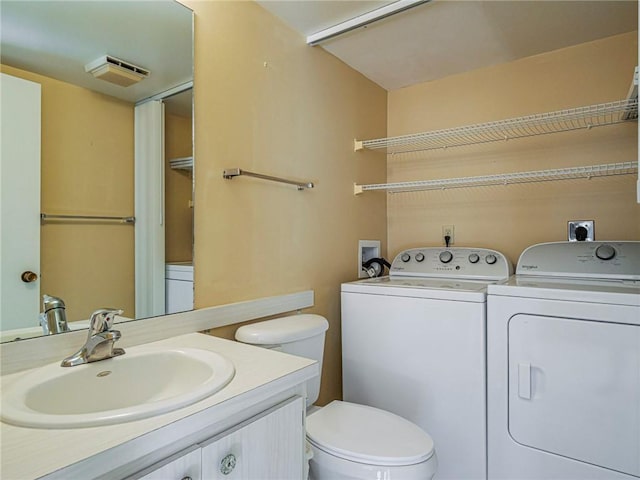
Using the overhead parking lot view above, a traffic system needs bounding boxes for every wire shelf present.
[355,99,638,154]
[354,161,638,195]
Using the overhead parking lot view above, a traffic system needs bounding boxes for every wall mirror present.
[0,0,194,343]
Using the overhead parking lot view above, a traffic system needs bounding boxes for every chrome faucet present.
[40,294,70,335]
[61,309,125,367]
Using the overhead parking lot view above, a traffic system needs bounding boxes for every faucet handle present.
[88,308,124,335]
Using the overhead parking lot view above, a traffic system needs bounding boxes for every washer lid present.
[341,276,492,302]
[306,401,435,466]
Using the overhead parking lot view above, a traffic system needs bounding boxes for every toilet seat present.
[306,401,435,466]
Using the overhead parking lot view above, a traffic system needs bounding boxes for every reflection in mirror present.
[160,88,195,316]
[0,1,193,343]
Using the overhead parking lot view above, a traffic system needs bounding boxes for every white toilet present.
[235,314,438,480]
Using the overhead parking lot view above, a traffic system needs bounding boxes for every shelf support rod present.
[223,168,314,191]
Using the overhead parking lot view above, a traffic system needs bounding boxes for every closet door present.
[0,73,41,330]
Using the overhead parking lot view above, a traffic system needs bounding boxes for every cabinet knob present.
[220,453,237,475]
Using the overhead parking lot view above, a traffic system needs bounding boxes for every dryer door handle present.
[518,363,532,400]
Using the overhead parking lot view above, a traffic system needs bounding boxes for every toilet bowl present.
[235,314,438,480]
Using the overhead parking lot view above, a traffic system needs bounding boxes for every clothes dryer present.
[341,247,513,480]
[487,241,640,479]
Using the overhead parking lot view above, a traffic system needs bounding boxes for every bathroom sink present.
[1,347,235,429]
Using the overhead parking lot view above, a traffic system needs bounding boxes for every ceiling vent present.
[84,55,150,87]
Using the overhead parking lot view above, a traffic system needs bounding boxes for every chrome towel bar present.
[223,168,314,190]
[40,213,136,224]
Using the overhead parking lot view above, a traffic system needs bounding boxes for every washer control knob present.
[415,253,425,263]
[439,251,453,264]
[401,253,411,263]
[468,253,480,264]
[595,244,616,261]
[485,254,497,265]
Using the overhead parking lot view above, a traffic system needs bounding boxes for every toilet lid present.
[306,401,435,466]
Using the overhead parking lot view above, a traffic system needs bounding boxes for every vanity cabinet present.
[1,333,317,480]
[129,397,304,480]
[201,396,303,479]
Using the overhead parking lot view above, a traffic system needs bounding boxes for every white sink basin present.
[1,347,235,429]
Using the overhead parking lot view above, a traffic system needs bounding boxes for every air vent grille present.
[84,55,150,87]
[103,55,150,77]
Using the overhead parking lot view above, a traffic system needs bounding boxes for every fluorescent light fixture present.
[85,55,150,87]
[306,0,431,46]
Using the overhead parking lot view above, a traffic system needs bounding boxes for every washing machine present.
[487,241,640,479]
[341,247,513,480]
[165,262,194,314]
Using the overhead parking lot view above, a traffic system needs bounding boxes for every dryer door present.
[508,314,640,477]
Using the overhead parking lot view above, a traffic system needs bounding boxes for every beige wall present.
[387,32,639,264]
[183,0,387,404]
[165,112,193,263]
[1,65,135,322]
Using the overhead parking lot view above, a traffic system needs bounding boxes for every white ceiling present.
[259,0,639,91]
[0,0,193,114]
[2,1,636,106]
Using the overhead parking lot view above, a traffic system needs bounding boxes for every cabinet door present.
[128,446,201,480]
[201,397,304,480]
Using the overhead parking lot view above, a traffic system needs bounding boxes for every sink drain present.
[96,371,112,377]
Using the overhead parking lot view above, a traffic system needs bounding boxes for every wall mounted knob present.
[21,271,38,283]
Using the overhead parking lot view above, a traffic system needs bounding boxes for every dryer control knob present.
[485,254,497,265]
[401,253,411,263]
[595,244,616,261]
[468,253,480,264]
[439,251,453,264]
[415,253,425,262]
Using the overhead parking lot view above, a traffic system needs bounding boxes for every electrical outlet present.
[442,225,455,246]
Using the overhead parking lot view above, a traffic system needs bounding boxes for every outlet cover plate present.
[568,220,594,241]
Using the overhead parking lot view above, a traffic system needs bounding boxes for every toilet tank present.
[235,314,329,406]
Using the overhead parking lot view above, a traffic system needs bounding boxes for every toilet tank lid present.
[235,314,328,345]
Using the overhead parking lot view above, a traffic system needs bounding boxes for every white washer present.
[165,262,193,314]
[487,241,640,480]
[341,247,513,480]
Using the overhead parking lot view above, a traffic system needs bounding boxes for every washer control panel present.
[516,241,640,280]
[390,247,513,281]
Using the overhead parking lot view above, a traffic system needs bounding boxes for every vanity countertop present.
[0,332,317,479]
